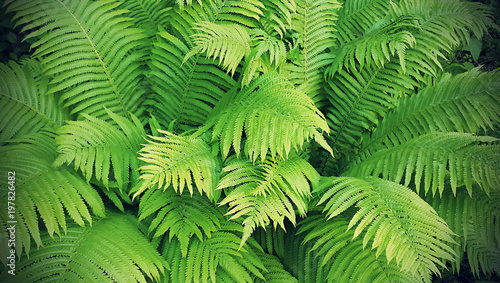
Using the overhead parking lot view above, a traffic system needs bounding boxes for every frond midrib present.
[350,87,496,169]
[57,0,128,116]
[4,95,61,128]
[329,68,382,150]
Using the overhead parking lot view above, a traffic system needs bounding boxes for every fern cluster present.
[1,0,499,282]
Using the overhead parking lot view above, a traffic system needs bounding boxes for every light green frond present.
[286,0,341,106]
[0,131,105,257]
[356,69,500,161]
[218,154,319,246]
[55,109,145,190]
[184,21,251,75]
[0,60,69,144]
[161,222,266,283]
[134,129,220,199]
[6,0,149,121]
[298,214,431,283]
[145,0,270,130]
[0,213,167,283]
[138,189,222,257]
[316,176,456,275]
[212,73,332,162]
[347,132,500,196]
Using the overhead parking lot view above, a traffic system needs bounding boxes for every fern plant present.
[1,0,499,282]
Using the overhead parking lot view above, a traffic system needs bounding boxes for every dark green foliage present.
[1,0,499,282]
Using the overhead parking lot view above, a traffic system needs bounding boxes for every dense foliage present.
[0,0,499,282]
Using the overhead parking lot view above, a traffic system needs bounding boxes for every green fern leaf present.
[334,0,391,47]
[54,109,145,190]
[252,247,298,282]
[161,221,265,283]
[298,214,431,282]
[184,21,251,76]
[327,16,417,76]
[241,28,288,86]
[0,60,69,144]
[147,29,235,131]
[252,226,287,259]
[316,176,456,275]
[0,213,167,282]
[258,0,296,38]
[212,73,332,162]
[6,0,149,121]
[118,0,172,37]
[426,189,500,277]
[138,189,222,257]
[355,69,500,163]
[134,129,220,200]
[286,0,341,106]
[347,132,500,196]
[218,154,319,246]
[0,131,105,257]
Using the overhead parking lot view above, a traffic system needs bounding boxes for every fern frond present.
[215,0,265,27]
[147,29,235,130]
[387,0,497,78]
[252,226,287,259]
[0,213,167,283]
[0,60,69,144]
[286,0,341,106]
[258,0,296,38]
[118,0,172,36]
[212,73,332,162]
[6,0,149,120]
[241,28,288,86]
[134,129,220,199]
[328,16,417,76]
[0,131,105,257]
[355,69,500,162]
[347,132,500,196]
[278,221,330,282]
[54,109,145,190]
[298,214,431,282]
[315,176,456,275]
[392,0,497,53]
[184,21,251,75]
[464,191,500,277]
[333,0,391,47]
[138,188,222,257]
[322,0,497,159]
[175,0,203,10]
[253,248,298,282]
[323,61,417,157]
[426,189,500,277]
[161,221,266,283]
[218,154,319,246]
